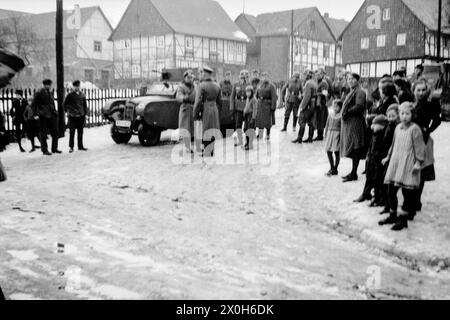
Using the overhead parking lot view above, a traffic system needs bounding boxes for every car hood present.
[130,95,174,105]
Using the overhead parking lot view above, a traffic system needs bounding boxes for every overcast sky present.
[0,0,364,26]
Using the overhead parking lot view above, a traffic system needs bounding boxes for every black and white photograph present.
[0,0,450,304]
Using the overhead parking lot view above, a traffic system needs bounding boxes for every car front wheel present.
[111,125,132,144]
[138,124,161,147]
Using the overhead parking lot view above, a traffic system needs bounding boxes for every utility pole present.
[290,10,294,76]
[56,0,65,137]
[437,0,442,62]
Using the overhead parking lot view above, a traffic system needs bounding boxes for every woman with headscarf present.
[340,73,367,183]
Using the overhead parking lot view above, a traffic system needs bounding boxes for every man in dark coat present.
[33,79,62,156]
[314,69,330,141]
[193,66,222,157]
[230,70,248,147]
[10,89,28,152]
[292,70,317,144]
[64,80,88,153]
[1,48,26,184]
[256,72,277,140]
[280,72,302,132]
[341,73,367,182]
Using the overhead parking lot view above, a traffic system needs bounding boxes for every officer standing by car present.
[281,72,302,132]
[193,66,222,157]
[230,70,248,147]
[176,70,196,153]
[64,80,88,153]
[292,70,317,144]
[33,79,62,156]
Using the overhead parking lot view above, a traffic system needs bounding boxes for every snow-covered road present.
[1,110,449,299]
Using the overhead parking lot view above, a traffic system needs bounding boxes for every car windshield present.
[145,83,178,96]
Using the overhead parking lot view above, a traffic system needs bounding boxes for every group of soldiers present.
[280,68,347,144]
[177,66,349,157]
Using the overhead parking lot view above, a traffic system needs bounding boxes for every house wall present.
[342,0,425,65]
[341,0,450,79]
[259,36,289,82]
[76,9,113,61]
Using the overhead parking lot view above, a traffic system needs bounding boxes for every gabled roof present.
[241,13,257,30]
[402,0,450,33]
[110,0,248,42]
[323,16,348,40]
[255,7,317,37]
[0,6,112,40]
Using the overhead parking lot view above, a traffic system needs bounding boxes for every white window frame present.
[185,36,194,52]
[383,8,390,21]
[209,39,217,53]
[94,41,102,52]
[397,33,406,46]
[377,35,386,47]
[361,63,370,78]
[361,37,370,49]
[157,36,165,49]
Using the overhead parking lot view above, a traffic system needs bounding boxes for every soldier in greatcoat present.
[230,70,248,147]
[176,70,196,153]
[292,70,317,144]
[256,72,277,140]
[280,72,302,132]
[314,69,330,141]
[193,66,222,157]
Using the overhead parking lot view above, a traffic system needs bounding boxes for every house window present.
[361,37,370,49]
[157,36,165,48]
[25,67,33,76]
[185,36,194,51]
[361,63,370,78]
[323,44,330,59]
[228,42,234,52]
[301,39,307,54]
[236,43,243,54]
[383,8,390,21]
[84,69,94,83]
[377,35,386,47]
[209,39,217,52]
[312,47,318,56]
[397,33,406,46]
[94,41,102,52]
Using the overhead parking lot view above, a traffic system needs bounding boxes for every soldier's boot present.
[391,215,408,231]
[281,118,289,132]
[292,126,304,143]
[303,126,314,143]
[293,116,298,131]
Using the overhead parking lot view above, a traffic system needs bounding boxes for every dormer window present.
[383,8,390,21]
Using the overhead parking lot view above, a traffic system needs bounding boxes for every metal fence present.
[0,88,139,133]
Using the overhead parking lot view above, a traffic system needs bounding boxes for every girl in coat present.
[324,99,342,176]
[379,102,426,231]
[243,86,258,151]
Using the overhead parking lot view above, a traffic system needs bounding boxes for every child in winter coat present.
[243,86,258,150]
[379,102,425,231]
[379,104,400,215]
[324,99,342,176]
